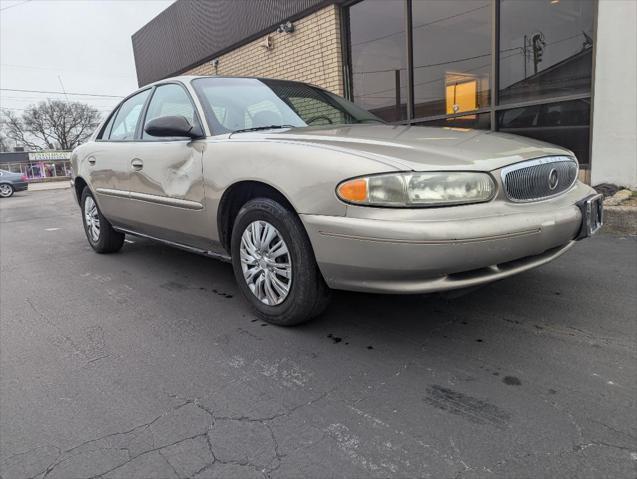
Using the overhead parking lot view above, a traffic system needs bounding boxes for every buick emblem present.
[548,168,559,190]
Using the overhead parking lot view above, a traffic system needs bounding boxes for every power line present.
[0,88,124,98]
[1,95,119,103]
[0,63,137,80]
[352,28,586,76]
[358,51,520,98]
[353,30,587,87]
[351,3,490,48]
[0,0,31,12]
[353,52,492,76]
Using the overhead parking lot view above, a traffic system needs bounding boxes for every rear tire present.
[231,198,330,326]
[0,183,14,198]
[81,187,124,254]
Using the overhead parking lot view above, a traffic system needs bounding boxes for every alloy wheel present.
[0,184,13,197]
[239,220,292,305]
[84,196,101,242]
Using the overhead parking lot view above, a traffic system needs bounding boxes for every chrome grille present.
[501,156,578,202]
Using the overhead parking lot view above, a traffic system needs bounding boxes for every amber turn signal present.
[337,178,368,203]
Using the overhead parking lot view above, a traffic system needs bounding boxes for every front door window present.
[109,89,151,141]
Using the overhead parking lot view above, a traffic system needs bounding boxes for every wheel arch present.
[217,180,297,254]
[74,176,89,205]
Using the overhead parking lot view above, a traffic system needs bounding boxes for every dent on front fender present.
[200,139,398,216]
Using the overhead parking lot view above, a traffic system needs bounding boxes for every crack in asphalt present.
[2,389,335,479]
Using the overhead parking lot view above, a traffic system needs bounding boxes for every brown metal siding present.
[132,0,338,86]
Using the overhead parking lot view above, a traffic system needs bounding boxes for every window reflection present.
[412,1,491,118]
[498,99,591,165]
[415,113,490,130]
[349,0,408,121]
[499,0,594,104]
[346,0,594,166]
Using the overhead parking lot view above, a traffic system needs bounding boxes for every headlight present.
[336,172,496,207]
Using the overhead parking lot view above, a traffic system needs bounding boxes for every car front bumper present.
[301,182,598,294]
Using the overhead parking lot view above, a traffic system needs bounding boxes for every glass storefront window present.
[498,98,591,165]
[412,1,491,118]
[54,162,66,177]
[44,162,56,177]
[349,0,408,122]
[27,163,42,178]
[346,0,595,171]
[499,0,594,104]
[7,163,25,174]
[0,160,72,178]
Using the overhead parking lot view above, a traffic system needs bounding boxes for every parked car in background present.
[0,169,28,197]
[70,76,603,325]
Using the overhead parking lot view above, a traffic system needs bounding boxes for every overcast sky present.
[1,0,174,119]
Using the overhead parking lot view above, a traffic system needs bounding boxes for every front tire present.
[0,183,14,198]
[231,198,330,326]
[81,187,124,254]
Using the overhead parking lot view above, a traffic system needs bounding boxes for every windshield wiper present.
[231,125,295,135]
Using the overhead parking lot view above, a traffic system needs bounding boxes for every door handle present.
[87,157,96,166]
[131,158,143,170]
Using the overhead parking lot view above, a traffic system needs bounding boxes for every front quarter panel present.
[201,138,399,239]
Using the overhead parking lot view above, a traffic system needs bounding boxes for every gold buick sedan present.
[70,76,603,325]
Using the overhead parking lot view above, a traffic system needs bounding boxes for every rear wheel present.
[81,187,124,253]
[0,183,14,198]
[231,198,330,326]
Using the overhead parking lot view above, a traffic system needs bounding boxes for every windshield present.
[192,77,383,134]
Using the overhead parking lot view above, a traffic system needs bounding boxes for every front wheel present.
[81,187,124,254]
[0,183,14,198]
[231,198,330,326]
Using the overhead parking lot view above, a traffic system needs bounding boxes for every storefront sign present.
[28,151,71,161]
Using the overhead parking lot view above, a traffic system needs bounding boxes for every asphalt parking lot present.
[1,188,636,479]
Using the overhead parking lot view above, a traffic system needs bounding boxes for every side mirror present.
[144,115,204,139]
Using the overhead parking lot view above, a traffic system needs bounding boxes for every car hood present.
[252,124,572,171]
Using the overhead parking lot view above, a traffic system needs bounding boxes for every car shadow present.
[119,234,581,352]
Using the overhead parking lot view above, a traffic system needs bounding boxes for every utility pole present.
[395,69,401,121]
[531,32,546,75]
[523,34,527,79]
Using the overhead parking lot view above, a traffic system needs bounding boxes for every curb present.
[28,181,71,191]
[603,206,637,235]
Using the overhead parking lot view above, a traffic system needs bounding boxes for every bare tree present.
[1,100,101,150]
[0,130,10,152]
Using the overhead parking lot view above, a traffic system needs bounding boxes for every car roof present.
[114,75,326,118]
[153,75,312,85]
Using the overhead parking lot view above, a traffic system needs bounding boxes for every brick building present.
[132,0,636,187]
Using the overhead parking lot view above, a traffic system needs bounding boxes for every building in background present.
[0,150,72,180]
[132,0,636,188]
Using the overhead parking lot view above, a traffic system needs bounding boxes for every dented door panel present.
[126,140,210,249]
